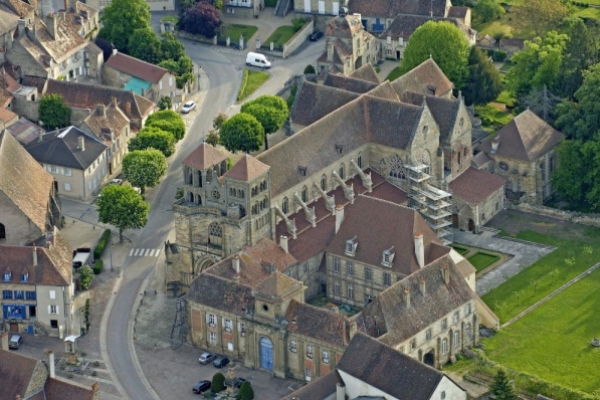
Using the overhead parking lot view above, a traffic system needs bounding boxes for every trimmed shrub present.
[237,381,254,400]
[303,64,316,74]
[292,18,308,32]
[94,229,112,259]
[93,259,103,275]
[211,372,226,393]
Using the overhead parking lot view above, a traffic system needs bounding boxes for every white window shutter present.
[57,306,59,315]
[47,305,51,314]
[206,313,210,323]
[49,290,56,299]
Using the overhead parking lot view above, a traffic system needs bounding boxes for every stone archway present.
[424,349,435,366]
[195,255,216,275]
[468,219,475,231]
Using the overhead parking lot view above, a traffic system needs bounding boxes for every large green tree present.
[161,32,186,61]
[473,0,505,23]
[146,110,186,141]
[517,0,569,36]
[399,21,470,89]
[122,149,168,196]
[556,17,594,98]
[463,46,503,105]
[240,95,288,149]
[128,28,162,64]
[97,185,150,242]
[99,0,151,53]
[552,139,587,204]
[219,113,264,153]
[128,126,176,157]
[39,94,71,130]
[490,370,518,400]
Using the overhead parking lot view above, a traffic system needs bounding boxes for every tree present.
[517,0,569,36]
[122,149,168,196]
[304,64,316,74]
[237,381,254,400]
[211,372,225,393]
[199,0,223,10]
[79,265,94,290]
[158,96,172,110]
[241,95,288,149]
[128,28,163,64]
[463,47,503,105]
[213,113,228,130]
[206,130,220,146]
[490,370,518,400]
[474,0,505,23]
[179,2,222,38]
[219,113,264,153]
[556,17,594,98]
[399,21,470,89]
[97,185,150,242]
[158,59,179,74]
[552,140,586,204]
[39,94,71,130]
[98,0,151,53]
[146,110,186,141]
[160,32,185,61]
[128,126,176,157]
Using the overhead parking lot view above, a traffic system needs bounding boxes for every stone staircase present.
[32,320,50,336]
[274,0,292,17]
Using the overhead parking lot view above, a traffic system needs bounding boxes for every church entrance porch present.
[259,337,273,370]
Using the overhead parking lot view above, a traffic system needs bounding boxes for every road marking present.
[129,249,134,256]
[128,248,162,258]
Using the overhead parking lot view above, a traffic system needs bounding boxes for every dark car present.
[213,356,230,368]
[309,31,323,41]
[193,380,211,394]
[235,377,247,388]
[198,352,217,365]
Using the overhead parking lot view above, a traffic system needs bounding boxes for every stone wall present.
[511,203,600,227]
[0,191,44,245]
[12,94,40,122]
[283,20,314,58]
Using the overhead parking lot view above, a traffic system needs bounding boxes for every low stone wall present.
[511,202,600,227]
[282,20,313,58]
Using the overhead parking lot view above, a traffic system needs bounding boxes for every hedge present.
[93,259,103,275]
[94,229,112,260]
[237,69,249,102]
[492,50,507,62]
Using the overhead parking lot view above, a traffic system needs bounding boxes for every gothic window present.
[196,194,202,205]
[208,222,222,247]
[198,171,203,187]
[229,188,235,197]
[301,186,308,202]
[238,189,243,198]
[188,192,194,203]
[339,163,345,179]
[389,154,404,179]
[421,151,431,174]
[206,169,213,183]
[0,223,5,240]
[358,152,363,168]
[282,197,289,214]
[321,174,327,191]
[188,171,193,185]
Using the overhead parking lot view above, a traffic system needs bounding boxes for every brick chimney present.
[404,286,411,308]
[335,204,344,234]
[123,101,131,117]
[280,235,288,254]
[32,246,37,267]
[45,350,55,378]
[347,318,357,341]
[414,233,424,268]
[419,276,426,295]
[232,254,240,275]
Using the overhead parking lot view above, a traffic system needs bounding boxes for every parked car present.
[198,352,217,365]
[235,377,247,388]
[213,356,230,368]
[181,101,196,114]
[9,334,23,350]
[193,380,211,394]
[110,179,123,185]
[309,31,324,41]
[246,52,271,69]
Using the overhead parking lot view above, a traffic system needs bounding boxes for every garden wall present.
[511,202,600,227]
[282,20,313,58]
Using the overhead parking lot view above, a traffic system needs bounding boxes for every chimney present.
[124,101,131,117]
[78,135,85,151]
[112,48,118,56]
[335,204,344,234]
[280,235,289,254]
[45,350,55,378]
[111,96,118,108]
[0,331,8,350]
[336,383,346,400]
[32,24,37,42]
[327,40,334,62]
[232,254,240,275]
[491,136,500,154]
[414,233,424,268]
[348,318,357,340]
[17,19,26,39]
[442,265,450,284]
[45,14,57,40]
[419,276,426,295]
[404,286,411,308]
[96,104,106,117]
[38,129,44,142]
[92,382,100,399]
[33,246,37,267]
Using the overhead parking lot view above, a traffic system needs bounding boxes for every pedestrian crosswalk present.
[128,248,162,257]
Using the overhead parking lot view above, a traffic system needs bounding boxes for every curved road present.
[104,40,324,400]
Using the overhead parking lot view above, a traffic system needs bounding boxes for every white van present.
[246,52,271,69]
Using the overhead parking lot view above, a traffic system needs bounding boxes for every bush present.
[211,372,226,393]
[146,110,186,141]
[265,0,277,5]
[93,230,112,260]
[292,18,308,32]
[493,50,507,62]
[303,64,315,74]
[79,265,94,290]
[93,259,103,275]
[237,381,254,400]
[237,69,249,102]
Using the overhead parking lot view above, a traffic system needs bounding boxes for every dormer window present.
[21,273,28,283]
[3,272,11,282]
[336,144,343,154]
[298,166,307,176]
[382,247,395,267]
[345,236,358,256]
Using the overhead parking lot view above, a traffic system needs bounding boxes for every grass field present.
[219,24,258,42]
[482,229,600,323]
[265,26,297,49]
[468,252,500,271]
[386,66,403,81]
[496,90,516,106]
[238,70,270,101]
[475,104,515,132]
[452,245,470,256]
[484,267,600,394]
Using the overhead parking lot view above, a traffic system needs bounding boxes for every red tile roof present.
[105,51,169,84]
[182,143,229,171]
[224,154,270,182]
[449,167,505,205]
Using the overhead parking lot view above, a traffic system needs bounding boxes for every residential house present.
[223,0,265,18]
[316,14,379,75]
[103,49,177,102]
[293,0,348,21]
[282,333,467,400]
[146,0,175,11]
[474,110,564,204]
[0,227,74,337]
[0,338,100,399]
[0,131,61,246]
[26,126,109,201]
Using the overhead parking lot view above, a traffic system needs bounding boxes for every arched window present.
[321,174,327,191]
[339,163,345,179]
[198,171,203,188]
[206,169,213,183]
[0,223,5,240]
[357,153,363,169]
[282,197,289,214]
[188,171,193,185]
[196,194,202,205]
[301,186,308,202]
[421,150,431,174]
[389,154,404,179]
[457,151,461,165]
[237,189,243,198]
[208,222,222,247]
[229,188,235,197]
[188,192,194,203]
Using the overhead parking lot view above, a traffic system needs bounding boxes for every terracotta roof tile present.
[0,107,18,124]
[280,370,339,400]
[391,58,453,96]
[0,349,40,398]
[6,117,44,146]
[449,167,505,205]
[286,299,350,347]
[83,102,129,144]
[224,154,270,182]
[105,51,169,84]
[255,271,303,299]
[182,143,229,170]
[44,378,95,400]
[325,15,364,38]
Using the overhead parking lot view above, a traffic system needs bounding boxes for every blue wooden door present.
[259,337,273,370]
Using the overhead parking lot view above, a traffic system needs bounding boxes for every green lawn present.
[484,267,600,394]
[452,245,470,256]
[161,15,179,24]
[238,70,270,101]
[219,24,258,42]
[265,26,297,49]
[482,230,600,323]
[386,66,402,81]
[468,252,500,271]
[475,104,514,132]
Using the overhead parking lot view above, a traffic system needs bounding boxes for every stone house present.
[26,126,109,201]
[0,228,74,338]
[282,333,467,400]
[0,131,61,246]
[103,50,178,102]
[316,14,379,75]
[223,0,265,18]
[474,110,564,205]
[0,341,99,399]
[293,0,348,30]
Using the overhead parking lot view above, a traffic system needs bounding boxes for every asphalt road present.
[103,39,323,400]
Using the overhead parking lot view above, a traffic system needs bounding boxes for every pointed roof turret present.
[182,143,228,170]
[224,154,270,182]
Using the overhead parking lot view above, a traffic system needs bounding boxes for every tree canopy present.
[97,185,150,242]
[179,2,222,38]
[158,96,173,110]
[128,27,163,64]
[555,17,595,98]
[211,372,225,393]
[161,32,186,61]
[219,113,264,153]
[399,21,470,89]
[490,370,518,400]
[122,149,168,195]
[517,0,569,36]
[463,46,503,105]
[128,126,176,157]
[240,95,288,149]
[237,381,254,400]
[39,94,71,130]
[146,110,186,141]
[474,0,505,23]
[99,0,151,53]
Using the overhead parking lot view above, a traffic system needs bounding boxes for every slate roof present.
[187,272,255,315]
[0,5,19,38]
[348,0,448,18]
[0,131,53,232]
[349,63,381,84]
[26,126,107,170]
[286,299,350,347]
[323,73,378,93]
[448,6,469,19]
[477,110,564,161]
[290,80,359,127]
[280,370,339,400]
[224,154,270,182]
[182,142,229,171]
[449,167,506,205]
[337,333,456,399]
[325,14,364,38]
[6,117,44,146]
[391,58,453,96]
[354,254,475,346]
[105,51,169,84]
[400,90,460,142]
[365,80,400,101]
[381,15,465,40]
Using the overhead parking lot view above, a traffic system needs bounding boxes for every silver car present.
[181,101,196,114]
[9,334,23,350]
[198,352,216,365]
